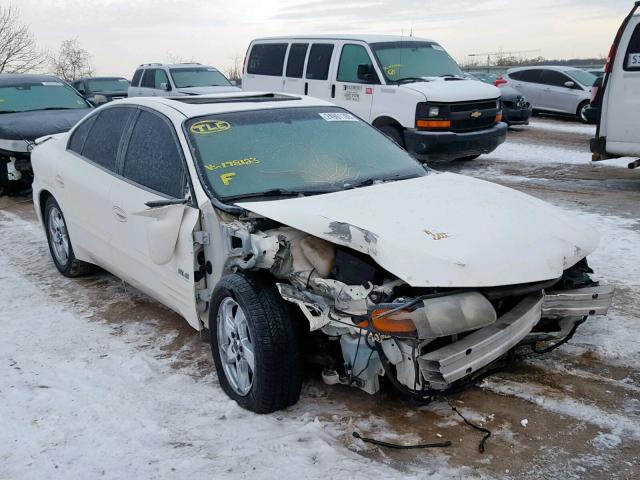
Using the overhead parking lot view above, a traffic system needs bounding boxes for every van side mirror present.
[160,82,172,91]
[91,94,108,106]
[564,81,576,89]
[357,64,378,83]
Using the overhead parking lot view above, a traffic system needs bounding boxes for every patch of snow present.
[525,119,596,136]
[592,432,622,449]
[520,419,528,428]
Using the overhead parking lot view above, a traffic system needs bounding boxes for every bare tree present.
[0,5,47,73]
[50,39,94,81]
[166,52,198,64]
[225,53,242,82]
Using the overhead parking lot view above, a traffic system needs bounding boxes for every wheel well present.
[577,100,589,115]
[372,116,404,131]
[39,190,52,220]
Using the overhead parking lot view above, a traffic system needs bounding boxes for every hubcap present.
[217,297,255,396]
[581,104,589,122]
[48,206,69,266]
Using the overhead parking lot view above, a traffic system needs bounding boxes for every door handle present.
[112,206,127,222]
[331,84,336,98]
[304,82,308,95]
[54,174,64,188]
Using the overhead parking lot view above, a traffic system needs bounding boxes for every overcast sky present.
[4,0,633,77]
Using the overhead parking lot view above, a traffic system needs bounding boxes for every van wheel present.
[44,196,91,277]
[378,125,405,148]
[210,273,302,413]
[577,101,590,123]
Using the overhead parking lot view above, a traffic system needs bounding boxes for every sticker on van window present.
[628,53,640,67]
[204,157,260,170]
[318,112,358,122]
[384,64,401,77]
[190,120,231,134]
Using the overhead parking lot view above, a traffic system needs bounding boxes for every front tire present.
[378,125,405,149]
[44,196,91,277]
[577,101,590,124]
[210,273,302,413]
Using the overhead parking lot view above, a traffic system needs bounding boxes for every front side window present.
[81,107,134,172]
[565,70,597,87]
[185,107,426,201]
[624,23,640,71]
[306,44,334,80]
[370,41,462,82]
[540,70,572,87]
[154,69,170,89]
[87,78,130,92]
[286,43,308,78]
[170,67,231,88]
[247,44,288,76]
[122,110,185,198]
[337,44,376,83]
[0,81,90,113]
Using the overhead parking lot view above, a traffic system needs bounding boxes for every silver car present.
[498,66,597,123]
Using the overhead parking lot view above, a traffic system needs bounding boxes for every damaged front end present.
[219,217,614,398]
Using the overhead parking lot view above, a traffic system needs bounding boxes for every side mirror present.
[160,82,172,91]
[230,79,238,86]
[564,81,576,88]
[91,94,108,105]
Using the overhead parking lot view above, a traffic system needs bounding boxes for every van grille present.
[450,100,497,112]
[451,117,496,132]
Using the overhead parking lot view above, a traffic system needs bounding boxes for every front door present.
[333,43,377,121]
[538,70,582,114]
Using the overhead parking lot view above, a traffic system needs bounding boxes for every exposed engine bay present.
[212,214,614,398]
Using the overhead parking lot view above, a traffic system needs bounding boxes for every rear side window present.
[540,70,571,87]
[68,115,97,154]
[122,110,185,198]
[131,69,143,86]
[141,69,155,88]
[519,69,543,83]
[81,107,134,172]
[306,44,334,80]
[247,44,288,76]
[624,23,640,71]
[286,43,308,78]
[337,44,374,83]
[508,71,523,80]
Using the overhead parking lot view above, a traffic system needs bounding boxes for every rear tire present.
[210,273,302,413]
[378,125,405,149]
[577,101,590,124]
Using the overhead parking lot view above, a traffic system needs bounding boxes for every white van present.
[591,3,640,169]
[242,35,507,161]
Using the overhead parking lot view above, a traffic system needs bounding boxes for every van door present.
[603,18,640,155]
[243,43,288,92]
[283,43,309,95]
[333,43,378,121]
[304,43,336,101]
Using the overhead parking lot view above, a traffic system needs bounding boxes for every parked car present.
[0,74,92,195]
[242,35,507,161]
[466,71,498,84]
[72,76,130,104]
[591,2,640,169]
[31,92,612,413]
[499,86,532,126]
[496,66,597,123]
[128,63,240,98]
[587,68,605,78]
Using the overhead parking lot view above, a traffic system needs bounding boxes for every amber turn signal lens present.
[416,119,451,129]
[370,309,417,333]
[495,113,503,122]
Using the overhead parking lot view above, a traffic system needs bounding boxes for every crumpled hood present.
[238,173,599,288]
[177,85,241,95]
[0,108,91,142]
[402,78,501,103]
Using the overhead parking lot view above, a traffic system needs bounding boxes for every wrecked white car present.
[31,93,613,413]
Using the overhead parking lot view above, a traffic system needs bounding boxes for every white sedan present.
[31,92,613,412]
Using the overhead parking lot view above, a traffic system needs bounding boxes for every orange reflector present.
[495,113,503,122]
[370,309,417,334]
[417,119,451,129]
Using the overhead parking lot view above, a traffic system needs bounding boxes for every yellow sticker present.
[191,120,231,134]
[384,64,401,77]
[204,157,260,171]
[220,172,236,185]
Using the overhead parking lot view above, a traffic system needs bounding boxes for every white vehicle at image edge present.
[591,2,640,169]
[31,92,613,413]
[128,63,240,98]
[242,35,507,161]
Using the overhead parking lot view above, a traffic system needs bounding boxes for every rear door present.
[603,18,640,154]
[304,43,336,101]
[243,42,288,92]
[538,70,582,113]
[283,43,309,95]
[333,43,378,121]
[109,108,200,328]
[509,69,543,108]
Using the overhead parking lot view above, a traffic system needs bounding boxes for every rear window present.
[247,44,288,76]
[306,44,334,80]
[624,23,640,71]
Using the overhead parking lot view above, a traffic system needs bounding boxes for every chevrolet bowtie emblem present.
[470,111,482,118]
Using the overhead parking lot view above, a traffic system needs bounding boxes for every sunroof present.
[172,93,301,104]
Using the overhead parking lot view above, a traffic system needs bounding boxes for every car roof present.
[111,92,336,118]
[0,73,66,85]
[251,34,435,44]
[507,65,584,73]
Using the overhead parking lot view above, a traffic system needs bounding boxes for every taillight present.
[495,76,507,86]
[604,43,616,74]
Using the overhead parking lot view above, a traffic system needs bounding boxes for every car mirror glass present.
[564,81,575,88]
[160,82,171,91]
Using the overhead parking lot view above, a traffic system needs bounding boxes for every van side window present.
[306,44,334,80]
[247,44,288,76]
[131,69,143,87]
[337,44,375,83]
[286,43,308,78]
[81,107,135,172]
[624,24,640,71]
[122,110,185,198]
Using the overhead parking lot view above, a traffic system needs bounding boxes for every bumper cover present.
[503,106,532,125]
[404,122,508,160]
[418,285,613,389]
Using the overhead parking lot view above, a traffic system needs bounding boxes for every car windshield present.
[566,69,597,87]
[186,106,427,201]
[87,78,129,92]
[0,81,89,113]
[370,41,463,82]
[170,67,232,88]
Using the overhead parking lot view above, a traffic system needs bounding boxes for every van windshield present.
[370,41,463,82]
[170,67,232,88]
[185,107,426,201]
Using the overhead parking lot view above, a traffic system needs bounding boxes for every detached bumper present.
[404,122,508,161]
[503,106,532,125]
[418,285,614,389]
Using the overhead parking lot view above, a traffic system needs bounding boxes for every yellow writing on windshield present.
[384,64,402,77]
[204,157,260,171]
[220,172,236,186]
[191,120,231,134]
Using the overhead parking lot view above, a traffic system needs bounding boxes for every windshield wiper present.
[0,110,19,114]
[393,77,428,84]
[228,187,337,201]
[343,173,422,190]
[40,107,81,110]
